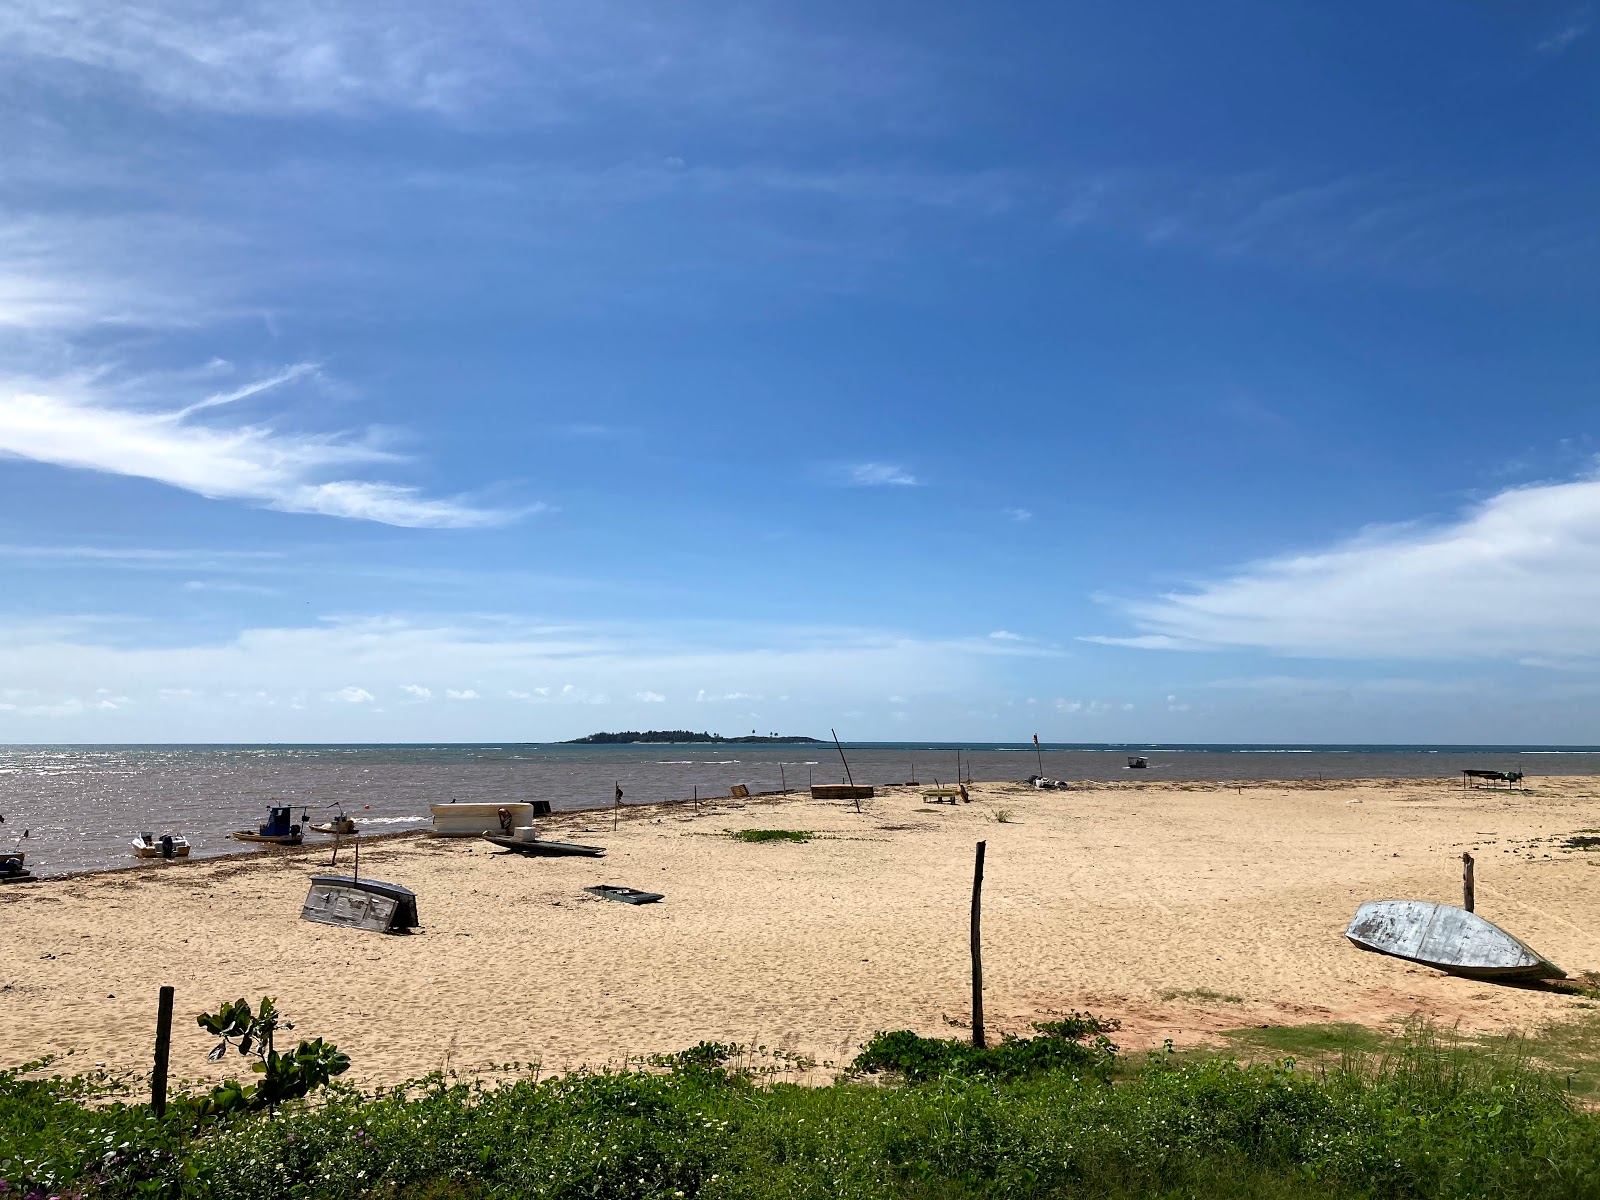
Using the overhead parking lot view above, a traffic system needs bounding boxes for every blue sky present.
[1,1,1597,743]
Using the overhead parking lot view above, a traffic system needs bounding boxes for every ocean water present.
[1,742,1593,876]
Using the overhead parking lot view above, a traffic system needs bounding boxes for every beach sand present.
[4,776,1600,1088]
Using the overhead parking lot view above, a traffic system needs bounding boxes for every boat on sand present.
[1345,900,1565,981]
[485,831,606,857]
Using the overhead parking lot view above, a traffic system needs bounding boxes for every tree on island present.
[561,730,821,745]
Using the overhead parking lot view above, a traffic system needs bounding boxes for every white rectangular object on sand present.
[429,802,535,837]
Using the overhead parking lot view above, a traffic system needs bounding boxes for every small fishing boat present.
[302,874,419,933]
[585,884,663,905]
[233,804,303,846]
[132,832,191,859]
[0,850,32,883]
[1345,900,1565,981]
[1126,756,1149,769]
[311,814,358,836]
[485,832,606,857]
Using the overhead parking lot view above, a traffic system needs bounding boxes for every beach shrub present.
[9,1024,1600,1199]
[191,996,350,1118]
[851,1015,1121,1083]
[729,829,812,843]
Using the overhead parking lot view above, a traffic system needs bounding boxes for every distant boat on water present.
[1126,756,1149,769]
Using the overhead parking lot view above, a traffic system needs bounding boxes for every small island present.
[561,730,823,745]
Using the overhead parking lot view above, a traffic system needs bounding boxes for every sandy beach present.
[5,776,1600,1089]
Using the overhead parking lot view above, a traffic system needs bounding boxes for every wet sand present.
[4,776,1600,1088]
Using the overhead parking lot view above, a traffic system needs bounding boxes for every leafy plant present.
[994,808,1013,823]
[729,829,812,843]
[191,997,350,1118]
[851,1014,1121,1083]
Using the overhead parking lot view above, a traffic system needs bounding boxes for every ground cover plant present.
[8,1020,1600,1199]
[728,829,812,843]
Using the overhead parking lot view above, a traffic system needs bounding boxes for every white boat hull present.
[132,836,191,859]
[1346,900,1564,981]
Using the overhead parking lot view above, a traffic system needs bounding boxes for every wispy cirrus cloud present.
[1536,11,1592,54]
[837,461,918,487]
[0,0,927,123]
[1088,470,1600,661]
[0,367,520,528]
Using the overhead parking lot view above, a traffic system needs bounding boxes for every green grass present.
[11,1023,1600,1200]
[1221,1022,1398,1061]
[1159,987,1246,1005]
[728,829,812,843]
[993,809,1013,823]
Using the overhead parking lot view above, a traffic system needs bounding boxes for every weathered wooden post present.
[832,729,862,813]
[780,762,787,794]
[971,840,986,1049]
[1463,851,1475,913]
[152,985,174,1116]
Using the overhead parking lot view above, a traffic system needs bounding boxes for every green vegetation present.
[852,1016,1120,1082]
[11,1019,1600,1199]
[728,829,812,843]
[1160,987,1246,1005]
[993,808,1014,823]
[192,997,349,1118]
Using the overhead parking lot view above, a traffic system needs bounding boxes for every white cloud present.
[400,684,431,698]
[0,370,517,528]
[0,613,1051,738]
[1003,507,1032,523]
[840,462,918,487]
[182,579,278,595]
[0,0,924,123]
[633,690,666,703]
[445,688,479,700]
[1537,19,1591,54]
[988,630,1023,641]
[1092,473,1600,661]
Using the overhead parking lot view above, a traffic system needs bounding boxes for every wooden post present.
[832,729,861,812]
[971,840,986,1049]
[152,985,174,1117]
[614,781,621,832]
[694,785,699,814]
[780,762,787,794]
[1463,851,1475,913]
[1034,735,1043,777]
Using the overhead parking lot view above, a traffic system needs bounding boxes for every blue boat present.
[233,804,303,845]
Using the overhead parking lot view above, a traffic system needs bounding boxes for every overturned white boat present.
[1346,900,1565,982]
[429,801,540,837]
[132,832,191,859]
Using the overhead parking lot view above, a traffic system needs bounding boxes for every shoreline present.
[5,776,1600,1088]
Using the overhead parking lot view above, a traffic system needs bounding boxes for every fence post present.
[152,985,174,1116]
[971,841,986,1049]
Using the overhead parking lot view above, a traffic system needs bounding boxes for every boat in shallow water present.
[233,804,303,846]
[132,832,191,859]
[1345,900,1565,981]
